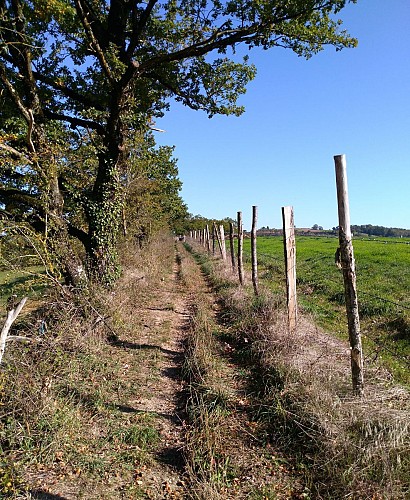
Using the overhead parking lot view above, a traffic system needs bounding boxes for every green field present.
[0,266,47,318]
[242,236,410,385]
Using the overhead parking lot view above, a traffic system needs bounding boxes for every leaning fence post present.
[213,222,223,258]
[282,206,297,333]
[334,154,364,396]
[229,222,236,272]
[251,206,259,296]
[237,211,244,285]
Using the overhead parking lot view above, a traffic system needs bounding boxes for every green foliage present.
[185,214,237,235]
[351,224,410,238]
[0,0,358,284]
[123,133,188,237]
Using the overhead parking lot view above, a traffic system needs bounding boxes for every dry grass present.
[0,232,179,498]
[177,243,238,498]
[185,241,410,499]
[181,243,304,499]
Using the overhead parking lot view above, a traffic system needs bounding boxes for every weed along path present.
[178,243,305,499]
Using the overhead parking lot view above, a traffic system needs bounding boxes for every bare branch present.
[0,143,33,164]
[73,0,115,83]
[0,297,28,364]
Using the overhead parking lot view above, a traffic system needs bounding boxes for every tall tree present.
[0,0,357,284]
[0,0,88,285]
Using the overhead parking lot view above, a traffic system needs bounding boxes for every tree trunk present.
[86,150,123,285]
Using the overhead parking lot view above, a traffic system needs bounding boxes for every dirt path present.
[115,246,191,498]
[20,243,192,500]
[21,241,301,499]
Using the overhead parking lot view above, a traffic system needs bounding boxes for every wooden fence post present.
[237,211,244,285]
[251,205,259,296]
[334,154,364,396]
[219,225,227,261]
[282,206,297,333]
[213,222,223,258]
[229,222,236,272]
[205,225,211,253]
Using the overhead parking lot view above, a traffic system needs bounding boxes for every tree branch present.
[0,61,31,123]
[67,222,89,250]
[0,297,27,364]
[127,0,159,57]
[147,71,197,110]
[73,0,115,83]
[43,110,106,135]
[136,25,258,80]
[0,187,42,210]
[33,72,106,112]
[0,143,33,164]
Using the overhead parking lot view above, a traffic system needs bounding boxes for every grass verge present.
[0,232,178,498]
[185,241,410,499]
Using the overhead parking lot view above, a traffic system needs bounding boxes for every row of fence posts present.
[187,155,363,396]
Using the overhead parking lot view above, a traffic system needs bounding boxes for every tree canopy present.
[0,0,357,285]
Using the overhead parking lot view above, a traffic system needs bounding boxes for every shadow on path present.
[108,336,180,357]
[29,491,68,500]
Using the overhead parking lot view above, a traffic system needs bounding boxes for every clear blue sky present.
[155,0,410,231]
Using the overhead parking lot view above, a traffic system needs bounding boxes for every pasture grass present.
[242,236,410,386]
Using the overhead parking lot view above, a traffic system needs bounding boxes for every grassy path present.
[178,243,304,499]
[12,237,191,498]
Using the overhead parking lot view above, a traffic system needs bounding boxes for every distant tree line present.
[331,225,410,238]
[350,225,410,238]
[183,215,236,235]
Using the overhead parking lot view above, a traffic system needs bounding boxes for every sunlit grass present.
[242,236,410,385]
[0,266,47,313]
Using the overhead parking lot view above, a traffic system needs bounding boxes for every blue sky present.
[155,0,410,231]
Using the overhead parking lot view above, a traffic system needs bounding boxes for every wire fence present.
[237,240,410,370]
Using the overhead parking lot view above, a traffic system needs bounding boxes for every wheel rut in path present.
[126,247,191,498]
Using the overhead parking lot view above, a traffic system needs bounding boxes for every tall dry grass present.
[0,232,178,497]
[185,241,410,499]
